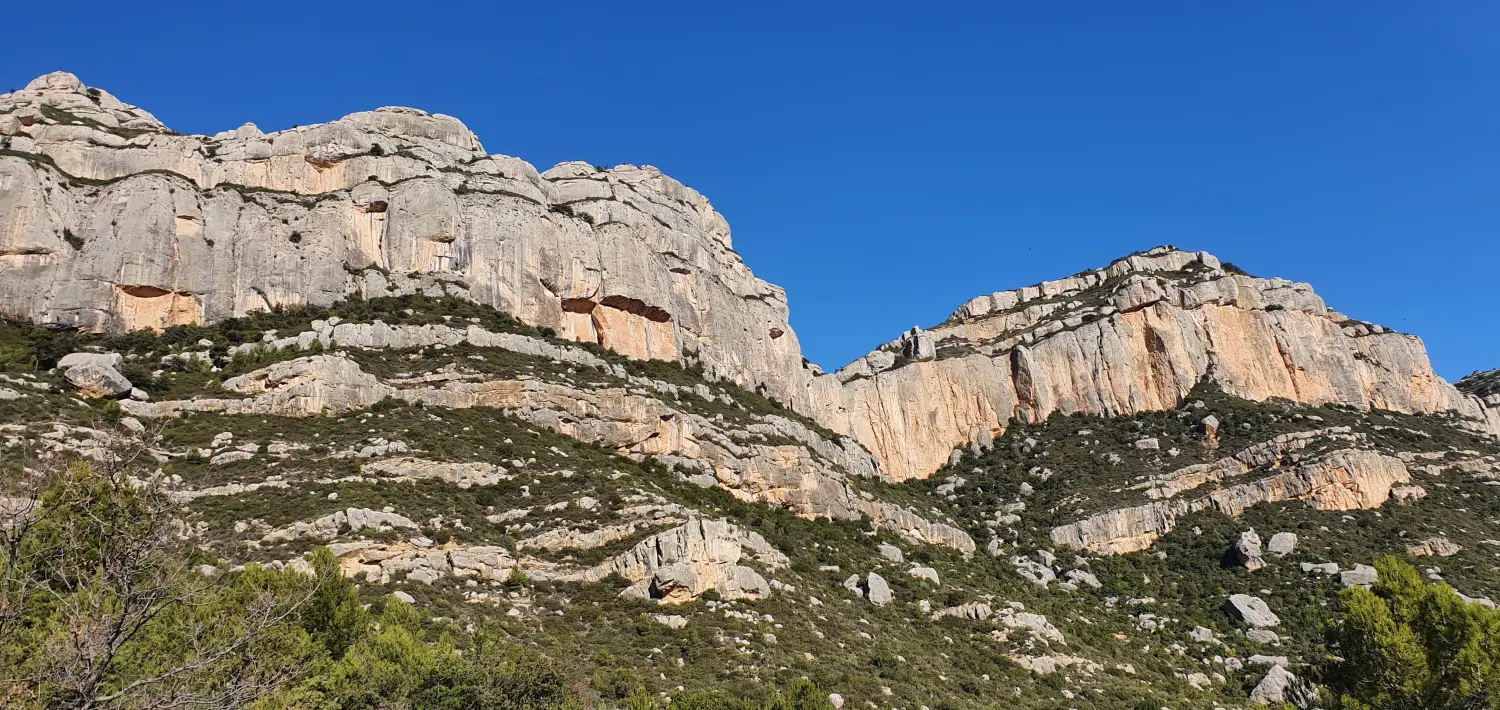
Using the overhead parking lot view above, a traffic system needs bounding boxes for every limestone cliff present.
[0,72,813,405]
[1459,370,1500,434]
[808,247,1499,480]
[2,73,1493,486]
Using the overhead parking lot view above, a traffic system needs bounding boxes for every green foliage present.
[1324,556,1500,709]
[0,448,582,709]
[301,547,368,659]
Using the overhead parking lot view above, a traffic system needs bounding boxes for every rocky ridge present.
[114,318,973,553]
[6,73,1494,489]
[4,71,1500,709]
[811,246,1498,480]
[0,71,814,408]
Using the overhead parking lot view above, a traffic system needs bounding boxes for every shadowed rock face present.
[3,73,1492,484]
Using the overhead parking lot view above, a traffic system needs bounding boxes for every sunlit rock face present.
[0,72,813,407]
[807,247,1497,480]
[2,74,1492,484]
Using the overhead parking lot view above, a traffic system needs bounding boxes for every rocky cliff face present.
[1459,369,1500,434]
[809,247,1499,480]
[2,73,1493,487]
[0,72,813,405]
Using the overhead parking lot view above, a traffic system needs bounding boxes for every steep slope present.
[8,307,1500,710]
[809,246,1498,480]
[6,70,1500,709]
[0,72,815,407]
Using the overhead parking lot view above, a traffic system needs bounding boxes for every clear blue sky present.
[5,2,1496,378]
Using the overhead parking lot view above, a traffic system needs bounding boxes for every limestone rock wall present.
[1050,445,1412,555]
[808,247,1498,480]
[0,72,815,406]
[3,74,1491,485]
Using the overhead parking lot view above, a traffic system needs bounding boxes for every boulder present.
[1249,665,1295,705]
[930,602,993,621]
[1341,564,1378,588]
[877,543,904,563]
[1407,537,1462,557]
[1267,532,1297,557]
[1228,530,1266,571]
[1063,569,1102,589]
[864,572,893,606]
[1224,594,1280,627]
[908,566,939,585]
[1246,629,1281,644]
[57,352,123,370]
[64,364,132,398]
[1200,414,1220,441]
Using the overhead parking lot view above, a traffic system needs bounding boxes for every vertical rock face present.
[0,74,1492,484]
[0,72,814,405]
[809,247,1499,480]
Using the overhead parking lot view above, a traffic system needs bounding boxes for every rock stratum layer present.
[1,73,1494,484]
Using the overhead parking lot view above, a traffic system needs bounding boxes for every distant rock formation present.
[809,247,1498,479]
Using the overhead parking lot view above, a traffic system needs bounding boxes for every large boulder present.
[1224,594,1280,628]
[57,351,123,370]
[1249,664,1295,705]
[864,572,893,606]
[63,363,132,398]
[1267,532,1298,557]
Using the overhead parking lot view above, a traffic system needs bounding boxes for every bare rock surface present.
[590,518,786,603]
[6,74,1493,487]
[1051,445,1411,554]
[1224,594,1280,628]
[63,363,132,398]
[808,246,1499,480]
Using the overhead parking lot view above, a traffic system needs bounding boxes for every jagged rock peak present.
[4,71,168,134]
[945,245,1226,323]
[1458,369,1500,400]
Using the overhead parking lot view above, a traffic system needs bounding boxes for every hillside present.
[3,72,1500,710]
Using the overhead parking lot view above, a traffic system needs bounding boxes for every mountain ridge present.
[2,70,1495,485]
[5,70,1500,710]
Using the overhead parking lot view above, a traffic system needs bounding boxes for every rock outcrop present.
[1458,369,1500,434]
[0,72,814,408]
[808,247,1499,480]
[594,519,786,603]
[5,74,1492,486]
[1051,442,1411,554]
[122,339,973,553]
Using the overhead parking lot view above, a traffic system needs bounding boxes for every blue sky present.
[5,2,1497,378]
